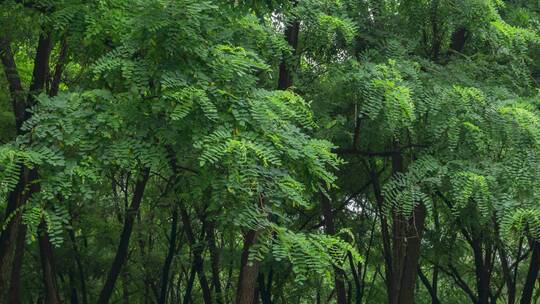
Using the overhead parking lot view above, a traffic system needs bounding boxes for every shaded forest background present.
[2,0,540,303]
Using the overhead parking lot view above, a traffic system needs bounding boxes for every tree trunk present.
[277,20,299,90]
[396,203,427,304]
[178,203,213,304]
[49,37,68,97]
[521,240,540,304]
[277,0,300,91]
[430,0,441,60]
[38,221,62,304]
[68,228,88,304]
[97,168,150,304]
[449,27,467,54]
[321,194,347,304]
[498,240,515,304]
[183,267,197,304]
[0,31,52,298]
[471,237,490,304]
[418,268,440,304]
[372,152,426,304]
[205,217,224,304]
[370,165,394,302]
[257,272,272,304]
[158,208,180,304]
[348,252,362,304]
[7,224,26,304]
[236,230,260,304]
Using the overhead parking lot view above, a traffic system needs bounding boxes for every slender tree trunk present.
[97,168,150,304]
[418,268,440,304]
[0,36,27,131]
[370,165,394,302]
[236,230,260,304]
[178,203,213,304]
[348,252,362,304]
[277,0,299,91]
[7,224,26,304]
[430,0,441,60]
[49,37,68,97]
[68,228,88,304]
[431,266,439,304]
[183,268,196,304]
[38,221,62,304]
[205,217,224,304]
[257,272,272,304]
[158,208,179,304]
[277,20,299,90]
[0,31,52,298]
[321,194,347,304]
[521,240,540,304]
[68,270,79,304]
[498,240,515,304]
[471,237,490,304]
[122,269,129,304]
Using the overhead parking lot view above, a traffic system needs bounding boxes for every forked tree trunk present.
[372,152,427,304]
[0,32,52,300]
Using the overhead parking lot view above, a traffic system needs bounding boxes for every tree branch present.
[333,144,428,157]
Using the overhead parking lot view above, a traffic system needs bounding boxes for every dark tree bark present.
[521,240,540,304]
[430,0,441,60]
[49,37,68,97]
[277,0,300,91]
[257,272,272,304]
[449,27,467,54]
[205,216,224,304]
[183,268,197,304]
[68,228,88,304]
[470,236,490,304]
[277,20,299,90]
[38,221,62,304]
[431,266,439,304]
[158,208,180,304]
[7,224,26,304]
[236,230,260,304]
[348,252,362,304]
[370,166,393,301]
[97,168,150,304]
[178,203,213,304]
[396,202,427,304]
[0,37,26,130]
[498,237,515,304]
[0,31,53,302]
[0,33,50,294]
[371,152,427,304]
[418,268,440,304]
[321,194,347,304]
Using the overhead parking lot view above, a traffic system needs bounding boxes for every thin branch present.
[333,144,428,157]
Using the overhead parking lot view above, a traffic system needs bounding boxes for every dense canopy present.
[2,0,540,303]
